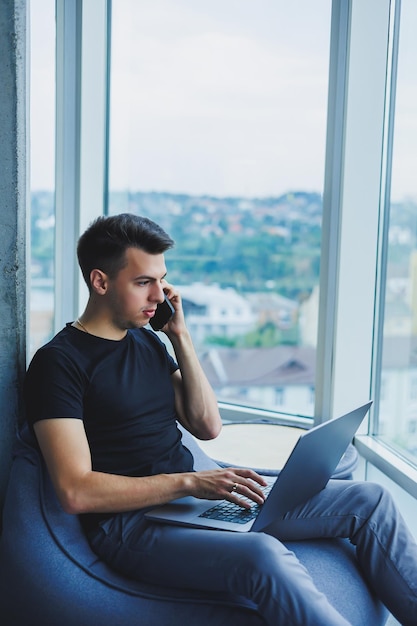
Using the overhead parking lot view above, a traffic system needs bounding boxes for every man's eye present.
[137,280,150,287]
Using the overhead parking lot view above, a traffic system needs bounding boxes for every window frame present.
[54,0,110,330]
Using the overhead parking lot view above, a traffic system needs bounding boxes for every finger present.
[233,468,268,487]
[230,496,252,510]
[240,481,266,503]
[234,481,266,505]
[225,489,253,509]
[162,282,177,300]
[225,480,265,507]
[163,287,181,311]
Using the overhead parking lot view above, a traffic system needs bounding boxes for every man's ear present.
[89,269,108,294]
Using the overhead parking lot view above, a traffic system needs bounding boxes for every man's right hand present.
[188,468,268,509]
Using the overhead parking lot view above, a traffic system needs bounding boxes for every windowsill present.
[198,422,303,471]
[218,401,312,429]
[354,435,417,500]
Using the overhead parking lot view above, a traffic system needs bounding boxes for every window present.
[379,0,417,464]
[108,0,331,416]
[29,0,56,357]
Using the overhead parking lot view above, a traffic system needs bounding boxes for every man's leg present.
[268,480,417,626]
[89,514,351,626]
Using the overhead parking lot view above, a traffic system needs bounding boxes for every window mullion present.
[55,0,109,329]
[316,0,392,423]
[54,0,82,332]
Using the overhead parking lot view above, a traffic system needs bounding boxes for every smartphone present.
[149,294,175,331]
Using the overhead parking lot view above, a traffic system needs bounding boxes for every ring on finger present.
[231,483,238,493]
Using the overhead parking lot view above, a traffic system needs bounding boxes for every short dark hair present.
[77,213,174,289]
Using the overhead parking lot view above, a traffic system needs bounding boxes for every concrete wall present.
[0,0,28,514]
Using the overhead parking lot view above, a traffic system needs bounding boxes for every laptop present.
[146,401,372,533]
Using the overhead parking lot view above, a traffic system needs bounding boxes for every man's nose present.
[151,284,165,304]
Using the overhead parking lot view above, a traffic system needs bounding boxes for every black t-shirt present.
[24,324,194,498]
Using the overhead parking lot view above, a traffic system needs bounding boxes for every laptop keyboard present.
[198,481,274,525]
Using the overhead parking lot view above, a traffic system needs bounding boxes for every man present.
[24,213,417,625]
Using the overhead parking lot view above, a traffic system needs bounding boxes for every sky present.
[30,0,416,201]
[108,0,331,198]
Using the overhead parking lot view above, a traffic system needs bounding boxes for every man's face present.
[105,247,167,330]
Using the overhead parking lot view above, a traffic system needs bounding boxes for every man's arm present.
[162,285,222,440]
[34,418,266,515]
[170,337,221,440]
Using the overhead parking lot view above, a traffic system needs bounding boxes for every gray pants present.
[89,480,417,625]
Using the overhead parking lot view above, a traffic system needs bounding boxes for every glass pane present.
[108,0,331,416]
[29,0,56,357]
[380,0,417,462]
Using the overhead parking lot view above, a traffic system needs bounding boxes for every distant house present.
[199,345,316,416]
[245,292,299,330]
[179,283,257,346]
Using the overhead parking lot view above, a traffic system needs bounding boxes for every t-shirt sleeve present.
[143,328,179,375]
[167,350,179,375]
[24,346,85,426]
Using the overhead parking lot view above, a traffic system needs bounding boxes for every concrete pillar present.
[0,0,28,514]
